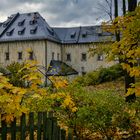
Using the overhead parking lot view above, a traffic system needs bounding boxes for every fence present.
[0,112,77,140]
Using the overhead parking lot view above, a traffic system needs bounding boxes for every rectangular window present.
[81,53,87,61]
[5,52,9,60]
[29,51,34,60]
[66,53,71,61]
[81,67,86,75]
[97,54,103,61]
[52,52,55,60]
[18,52,22,60]
[57,53,60,60]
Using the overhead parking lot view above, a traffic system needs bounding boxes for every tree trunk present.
[114,0,120,41]
[123,0,126,15]
[125,0,137,102]
[128,0,137,11]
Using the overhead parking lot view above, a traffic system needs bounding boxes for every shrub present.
[98,64,123,83]
[73,64,123,86]
[84,71,100,86]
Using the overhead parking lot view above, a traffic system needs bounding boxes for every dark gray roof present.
[0,12,115,44]
[53,26,115,44]
[0,12,60,42]
[46,60,78,76]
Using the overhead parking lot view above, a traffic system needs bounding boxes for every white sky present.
[0,0,139,27]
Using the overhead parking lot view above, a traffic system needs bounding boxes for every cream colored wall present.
[46,40,61,68]
[62,43,115,74]
[0,40,46,67]
[0,40,115,76]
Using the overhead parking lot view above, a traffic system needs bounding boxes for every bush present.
[73,64,123,86]
[59,85,140,139]
[98,64,123,83]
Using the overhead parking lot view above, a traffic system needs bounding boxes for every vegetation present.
[90,3,140,101]
[0,3,140,139]
[0,60,140,139]
[74,64,123,86]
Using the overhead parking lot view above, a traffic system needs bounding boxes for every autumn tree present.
[90,0,139,101]
[103,1,139,99]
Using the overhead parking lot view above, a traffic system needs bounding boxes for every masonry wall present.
[0,40,46,67]
[46,40,61,68]
[62,43,115,74]
[0,40,115,77]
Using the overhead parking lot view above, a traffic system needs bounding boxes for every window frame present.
[18,52,22,60]
[52,52,55,60]
[81,53,87,61]
[57,53,60,60]
[29,51,34,60]
[5,52,10,60]
[66,53,71,61]
[97,54,103,61]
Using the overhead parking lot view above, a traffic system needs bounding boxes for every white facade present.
[0,12,115,76]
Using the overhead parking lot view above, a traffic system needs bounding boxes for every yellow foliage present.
[61,94,77,113]
[0,60,46,122]
[50,76,68,89]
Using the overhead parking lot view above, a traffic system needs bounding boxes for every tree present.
[105,1,139,99]
[123,0,126,15]
[124,0,137,102]
[91,0,139,101]
[98,0,113,21]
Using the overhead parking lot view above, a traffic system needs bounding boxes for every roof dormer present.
[6,28,15,36]
[70,31,76,38]
[30,26,38,34]
[18,19,25,26]
[18,28,25,35]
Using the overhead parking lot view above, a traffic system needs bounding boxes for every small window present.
[18,52,22,60]
[57,53,60,60]
[6,28,14,36]
[30,26,37,34]
[97,54,103,61]
[82,31,87,38]
[66,53,71,61]
[29,51,34,60]
[52,52,55,60]
[81,67,86,75]
[81,53,87,61]
[29,20,37,25]
[5,52,9,60]
[18,28,25,35]
[18,19,25,26]
[70,32,76,38]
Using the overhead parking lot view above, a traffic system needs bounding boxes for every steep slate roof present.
[46,60,78,76]
[0,12,60,42]
[0,12,114,44]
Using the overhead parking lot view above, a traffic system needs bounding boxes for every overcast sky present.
[0,0,139,27]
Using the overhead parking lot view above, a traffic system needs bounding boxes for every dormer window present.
[82,31,87,38]
[29,20,37,25]
[3,24,6,27]
[3,22,8,28]
[18,19,25,26]
[70,32,76,38]
[30,26,37,34]
[6,28,14,36]
[18,28,25,35]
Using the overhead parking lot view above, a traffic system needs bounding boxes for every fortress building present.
[0,12,115,75]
